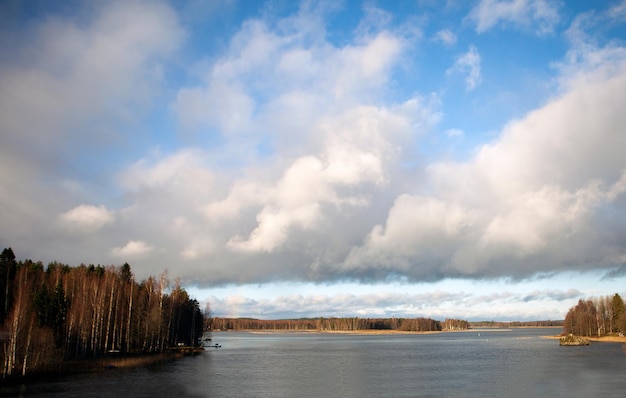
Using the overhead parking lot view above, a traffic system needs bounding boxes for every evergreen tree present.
[33,285,50,327]
[612,293,624,332]
[0,247,17,325]
[51,282,68,347]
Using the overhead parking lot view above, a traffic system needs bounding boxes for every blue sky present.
[2,0,626,321]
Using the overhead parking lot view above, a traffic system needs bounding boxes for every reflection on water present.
[3,328,626,397]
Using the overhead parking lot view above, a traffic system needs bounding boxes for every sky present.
[2,0,626,321]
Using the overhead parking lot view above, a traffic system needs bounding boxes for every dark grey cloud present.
[602,265,626,280]
[521,289,583,303]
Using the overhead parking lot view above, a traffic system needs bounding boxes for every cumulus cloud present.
[345,56,626,281]
[158,6,434,273]
[468,0,560,34]
[60,204,114,231]
[344,195,474,280]
[112,240,154,257]
[20,3,424,284]
[224,104,413,253]
[173,10,405,142]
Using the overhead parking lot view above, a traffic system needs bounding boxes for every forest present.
[470,320,564,328]
[210,317,469,332]
[0,248,205,381]
[562,293,626,337]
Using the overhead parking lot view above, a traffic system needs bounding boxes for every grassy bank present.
[542,334,626,344]
[587,335,626,343]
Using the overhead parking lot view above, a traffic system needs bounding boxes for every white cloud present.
[209,285,583,320]
[344,195,474,278]
[202,180,270,222]
[172,14,426,257]
[180,237,216,260]
[94,6,435,278]
[120,148,214,195]
[447,45,482,90]
[478,182,604,253]
[347,57,626,280]
[173,14,405,140]
[435,29,457,45]
[111,240,154,257]
[468,0,560,35]
[555,9,626,89]
[223,100,423,254]
[60,204,114,231]
[3,1,626,293]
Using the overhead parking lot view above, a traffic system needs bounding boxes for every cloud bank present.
[209,286,583,321]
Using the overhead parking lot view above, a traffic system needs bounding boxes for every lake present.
[3,328,626,397]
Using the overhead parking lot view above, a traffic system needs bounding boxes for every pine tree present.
[612,293,624,333]
[0,247,17,325]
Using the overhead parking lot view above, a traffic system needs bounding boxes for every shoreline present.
[542,335,626,343]
[228,328,516,335]
[0,351,192,386]
[586,335,626,343]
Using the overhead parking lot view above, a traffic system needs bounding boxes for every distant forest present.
[210,317,470,332]
[562,293,625,337]
[470,320,564,328]
[0,248,205,380]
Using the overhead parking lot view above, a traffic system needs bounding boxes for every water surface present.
[3,328,626,397]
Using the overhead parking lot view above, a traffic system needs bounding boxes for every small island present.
[559,334,590,346]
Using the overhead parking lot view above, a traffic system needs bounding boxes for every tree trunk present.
[126,282,133,353]
[104,277,116,354]
[22,313,34,376]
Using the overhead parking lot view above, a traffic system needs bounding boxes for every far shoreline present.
[222,328,518,336]
[225,328,626,344]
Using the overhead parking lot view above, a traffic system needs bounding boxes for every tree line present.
[470,320,564,328]
[209,317,469,332]
[562,293,625,337]
[0,248,204,380]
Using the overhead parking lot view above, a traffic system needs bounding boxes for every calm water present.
[3,328,626,397]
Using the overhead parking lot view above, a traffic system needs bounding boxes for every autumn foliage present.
[562,293,626,337]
